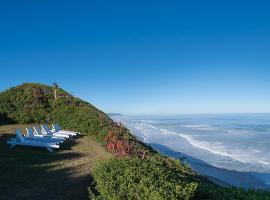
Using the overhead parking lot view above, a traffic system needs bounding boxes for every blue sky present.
[0,0,270,114]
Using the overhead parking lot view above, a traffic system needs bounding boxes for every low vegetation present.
[89,158,198,200]
[0,83,269,200]
[104,123,151,158]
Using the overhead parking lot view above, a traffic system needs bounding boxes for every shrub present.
[89,158,199,200]
[104,128,150,158]
[90,156,270,200]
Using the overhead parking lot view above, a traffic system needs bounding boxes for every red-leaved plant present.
[104,126,149,159]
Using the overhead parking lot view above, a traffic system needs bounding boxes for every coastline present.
[112,115,270,190]
[150,143,270,190]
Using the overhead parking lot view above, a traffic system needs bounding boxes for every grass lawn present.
[0,124,112,200]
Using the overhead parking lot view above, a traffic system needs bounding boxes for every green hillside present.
[0,83,113,141]
[0,83,269,200]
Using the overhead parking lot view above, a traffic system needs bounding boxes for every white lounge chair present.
[51,123,79,136]
[7,129,59,152]
[34,126,68,140]
[26,128,64,144]
[41,124,70,139]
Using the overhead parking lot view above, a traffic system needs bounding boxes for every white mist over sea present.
[111,114,270,189]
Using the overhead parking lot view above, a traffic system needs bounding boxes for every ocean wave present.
[135,123,178,138]
[159,128,178,135]
[141,120,156,123]
[180,124,216,131]
[133,119,270,167]
[258,161,270,165]
[252,149,261,153]
[137,123,259,165]
[180,124,211,128]
[226,129,252,135]
[177,133,249,163]
[138,123,159,130]
[160,128,169,132]
[140,119,170,124]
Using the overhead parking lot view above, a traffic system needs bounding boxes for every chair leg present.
[46,147,53,152]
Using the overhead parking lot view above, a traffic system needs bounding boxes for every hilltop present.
[0,83,270,200]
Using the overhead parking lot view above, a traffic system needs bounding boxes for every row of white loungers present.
[51,123,80,136]
[7,123,80,152]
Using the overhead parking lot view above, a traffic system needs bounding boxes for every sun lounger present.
[51,123,79,136]
[7,129,59,152]
[26,128,64,144]
[33,126,68,140]
[41,124,70,138]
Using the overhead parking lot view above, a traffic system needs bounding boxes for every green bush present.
[89,158,199,200]
[90,156,270,200]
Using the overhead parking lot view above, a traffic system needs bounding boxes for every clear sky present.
[0,0,270,114]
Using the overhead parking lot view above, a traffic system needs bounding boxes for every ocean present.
[112,113,270,189]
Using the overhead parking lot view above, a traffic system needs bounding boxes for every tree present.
[52,83,59,100]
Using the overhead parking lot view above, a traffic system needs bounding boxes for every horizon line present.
[108,112,270,116]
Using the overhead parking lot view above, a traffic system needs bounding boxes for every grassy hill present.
[0,83,270,200]
[0,83,112,135]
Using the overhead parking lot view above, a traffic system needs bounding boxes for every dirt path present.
[0,124,112,200]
